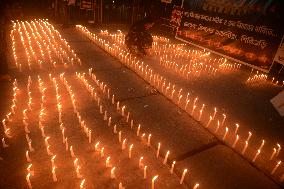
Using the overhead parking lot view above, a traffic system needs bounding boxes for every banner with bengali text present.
[176,0,284,71]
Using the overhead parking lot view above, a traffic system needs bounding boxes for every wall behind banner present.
[176,0,284,71]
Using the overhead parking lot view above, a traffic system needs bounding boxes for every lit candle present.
[156,143,161,158]
[258,140,265,151]
[80,179,86,189]
[193,183,200,189]
[70,146,75,157]
[26,173,32,189]
[163,151,170,165]
[147,134,152,146]
[276,143,281,157]
[214,120,220,133]
[212,107,217,120]
[222,127,228,140]
[126,112,130,122]
[129,144,133,158]
[119,182,125,189]
[252,149,261,162]
[221,114,226,127]
[26,150,31,162]
[2,138,8,148]
[242,141,248,155]
[232,135,239,148]
[100,147,104,157]
[118,131,122,143]
[122,139,126,150]
[152,175,158,189]
[206,116,212,128]
[269,148,277,160]
[137,124,141,136]
[139,157,144,168]
[143,165,147,179]
[246,132,252,142]
[106,156,111,167]
[52,166,57,182]
[271,161,281,175]
[111,167,116,179]
[234,124,239,135]
[180,169,188,184]
[65,137,68,151]
[170,161,176,174]
[113,125,117,134]
[95,142,100,151]
[51,155,56,167]
[88,130,91,143]
[76,166,82,178]
[108,117,112,126]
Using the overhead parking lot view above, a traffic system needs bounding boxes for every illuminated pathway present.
[73,26,284,188]
[0,21,283,189]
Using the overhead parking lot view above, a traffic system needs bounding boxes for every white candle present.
[152,175,158,189]
[70,146,75,157]
[52,166,57,182]
[44,137,50,147]
[258,140,265,151]
[193,183,200,189]
[88,130,91,143]
[180,169,187,184]
[95,142,100,151]
[246,132,252,142]
[212,107,217,119]
[139,157,144,168]
[147,134,152,146]
[76,166,82,178]
[65,138,68,151]
[122,139,126,150]
[2,138,8,148]
[26,150,31,162]
[156,143,161,158]
[106,156,111,167]
[242,141,248,155]
[130,120,134,129]
[252,150,260,162]
[111,167,116,179]
[100,147,104,157]
[119,182,125,189]
[118,131,122,143]
[80,179,86,189]
[108,117,112,126]
[276,143,281,157]
[271,161,281,175]
[232,135,239,148]
[126,112,130,122]
[234,124,239,135]
[113,125,117,134]
[269,148,277,160]
[129,144,133,158]
[143,165,147,179]
[206,116,212,128]
[222,127,228,140]
[51,155,56,167]
[137,124,141,136]
[214,120,220,133]
[170,161,176,174]
[163,151,170,165]
[26,173,32,189]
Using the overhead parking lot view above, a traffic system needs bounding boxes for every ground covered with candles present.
[1,20,284,189]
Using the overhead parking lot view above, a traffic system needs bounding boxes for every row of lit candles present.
[11,19,81,71]
[76,71,200,188]
[76,26,284,182]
